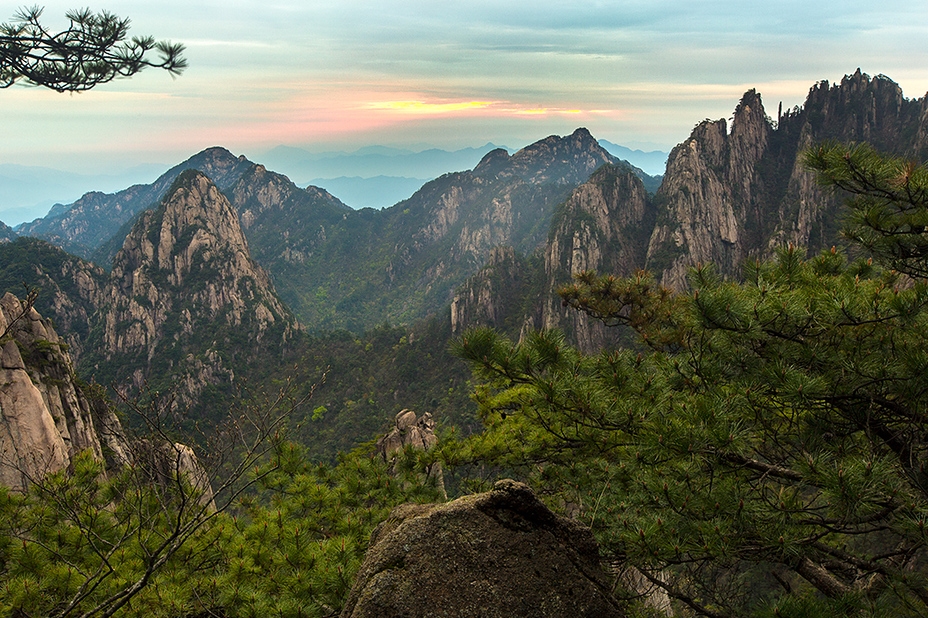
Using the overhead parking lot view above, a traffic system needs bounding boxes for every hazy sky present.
[2,0,928,173]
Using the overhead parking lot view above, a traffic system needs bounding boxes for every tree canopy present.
[0,6,186,92]
[442,143,928,617]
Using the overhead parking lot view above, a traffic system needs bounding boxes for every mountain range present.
[3,69,925,447]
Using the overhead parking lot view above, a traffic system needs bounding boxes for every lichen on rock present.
[341,479,624,618]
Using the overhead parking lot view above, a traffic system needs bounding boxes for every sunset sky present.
[1,1,927,174]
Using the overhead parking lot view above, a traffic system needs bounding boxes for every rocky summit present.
[19,147,255,261]
[453,71,928,349]
[90,169,297,405]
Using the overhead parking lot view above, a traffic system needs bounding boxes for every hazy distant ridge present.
[597,140,668,176]
[257,143,504,186]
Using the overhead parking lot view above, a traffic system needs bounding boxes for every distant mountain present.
[17,148,255,259]
[0,163,166,226]
[0,221,13,242]
[233,128,629,331]
[258,143,506,185]
[452,70,928,351]
[308,176,429,209]
[598,140,668,176]
[6,69,926,455]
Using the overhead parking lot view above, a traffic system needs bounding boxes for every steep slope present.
[227,164,355,324]
[0,221,13,242]
[449,246,543,337]
[18,148,255,259]
[451,163,654,351]
[541,164,655,351]
[0,238,107,361]
[454,71,928,352]
[87,170,297,411]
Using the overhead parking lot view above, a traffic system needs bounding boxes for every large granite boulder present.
[341,479,623,618]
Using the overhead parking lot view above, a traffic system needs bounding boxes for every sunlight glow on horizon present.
[2,1,927,175]
[363,100,498,114]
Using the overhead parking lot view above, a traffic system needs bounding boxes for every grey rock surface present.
[341,479,623,618]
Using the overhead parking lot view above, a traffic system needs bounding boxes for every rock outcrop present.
[450,246,541,336]
[341,479,623,618]
[454,71,928,354]
[542,164,655,351]
[0,292,129,490]
[648,70,928,289]
[0,292,217,501]
[0,237,107,362]
[376,409,445,498]
[0,221,13,242]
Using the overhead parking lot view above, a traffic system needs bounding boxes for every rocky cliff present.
[455,71,928,350]
[542,164,654,350]
[0,221,13,242]
[0,238,107,362]
[0,291,217,503]
[450,246,542,336]
[0,292,129,490]
[648,70,928,288]
[91,170,297,406]
[256,127,633,330]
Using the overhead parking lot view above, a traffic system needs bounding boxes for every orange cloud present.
[363,100,498,114]
[362,98,614,119]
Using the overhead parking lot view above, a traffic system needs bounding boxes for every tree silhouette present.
[0,6,186,92]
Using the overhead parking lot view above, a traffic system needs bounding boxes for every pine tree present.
[0,7,185,92]
[444,144,928,617]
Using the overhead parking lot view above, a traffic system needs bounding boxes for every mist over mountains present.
[1,141,668,225]
[0,163,168,226]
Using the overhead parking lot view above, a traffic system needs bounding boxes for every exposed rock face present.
[648,71,928,289]
[450,246,540,336]
[0,221,13,242]
[377,409,439,458]
[230,128,627,330]
[226,163,352,320]
[451,72,928,353]
[134,439,216,509]
[19,147,255,260]
[0,292,129,491]
[341,479,623,618]
[543,164,655,351]
[376,409,445,498]
[646,89,771,289]
[0,292,217,501]
[94,169,297,403]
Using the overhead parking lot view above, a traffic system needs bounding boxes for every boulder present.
[340,479,623,618]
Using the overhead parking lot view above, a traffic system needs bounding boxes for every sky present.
[1,1,928,175]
